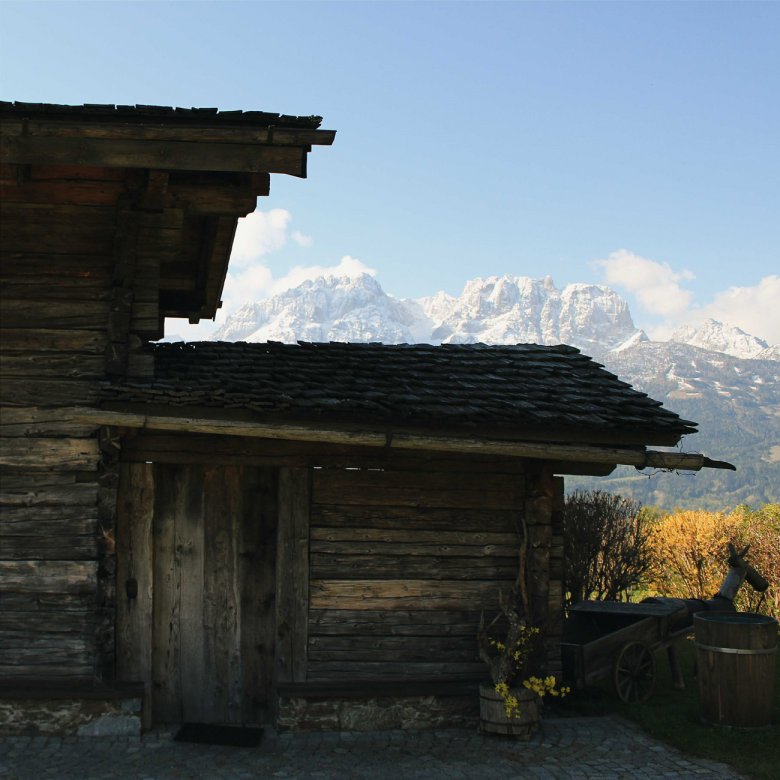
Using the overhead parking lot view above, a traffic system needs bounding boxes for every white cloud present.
[215,255,376,324]
[292,230,313,248]
[220,264,275,312]
[230,208,292,268]
[268,255,376,297]
[595,250,779,346]
[696,276,780,346]
[594,249,695,319]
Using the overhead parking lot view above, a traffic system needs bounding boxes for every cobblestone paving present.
[0,717,743,780]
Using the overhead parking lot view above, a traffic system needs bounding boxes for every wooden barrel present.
[694,611,778,728]
[478,683,540,739]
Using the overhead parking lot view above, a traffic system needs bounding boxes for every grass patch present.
[553,637,780,780]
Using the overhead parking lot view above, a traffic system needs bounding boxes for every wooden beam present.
[69,408,728,471]
[0,437,99,469]
[115,462,155,730]
[1,136,309,177]
[0,118,336,147]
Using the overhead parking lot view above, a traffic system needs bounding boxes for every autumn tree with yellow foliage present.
[646,504,779,617]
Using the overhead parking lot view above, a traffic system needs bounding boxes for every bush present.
[729,504,780,617]
[646,509,735,600]
[646,504,779,618]
[563,490,652,606]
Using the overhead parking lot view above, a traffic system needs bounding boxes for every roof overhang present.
[67,406,735,474]
[0,103,335,330]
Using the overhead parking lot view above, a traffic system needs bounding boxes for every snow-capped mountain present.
[203,272,778,509]
[670,319,769,360]
[211,273,648,356]
[210,272,775,364]
[420,275,641,355]
[212,274,430,344]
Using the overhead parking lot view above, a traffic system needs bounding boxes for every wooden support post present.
[667,643,686,691]
[275,467,311,686]
[115,462,155,729]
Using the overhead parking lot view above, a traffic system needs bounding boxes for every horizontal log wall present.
[0,163,156,682]
[306,464,529,682]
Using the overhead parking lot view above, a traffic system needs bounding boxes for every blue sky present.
[2,1,778,343]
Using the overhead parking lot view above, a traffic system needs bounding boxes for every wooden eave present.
[0,105,335,325]
[69,406,733,474]
[0,117,335,175]
[94,398,687,448]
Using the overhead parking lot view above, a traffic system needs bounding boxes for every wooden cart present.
[561,600,691,703]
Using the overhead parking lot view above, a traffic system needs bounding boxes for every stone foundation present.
[276,694,478,731]
[0,682,143,737]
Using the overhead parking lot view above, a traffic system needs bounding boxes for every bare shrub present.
[563,490,652,606]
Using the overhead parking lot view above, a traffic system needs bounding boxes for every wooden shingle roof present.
[102,341,697,444]
[0,101,324,129]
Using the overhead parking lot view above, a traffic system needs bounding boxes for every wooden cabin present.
[0,102,723,735]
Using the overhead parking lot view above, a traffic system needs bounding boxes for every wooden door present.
[117,462,277,726]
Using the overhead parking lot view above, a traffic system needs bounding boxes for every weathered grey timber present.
[1,100,732,736]
[0,101,334,732]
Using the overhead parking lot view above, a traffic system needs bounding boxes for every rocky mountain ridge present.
[210,272,777,362]
[199,272,778,509]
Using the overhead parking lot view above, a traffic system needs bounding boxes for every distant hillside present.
[571,343,780,510]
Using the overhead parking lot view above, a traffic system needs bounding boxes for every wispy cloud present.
[594,249,694,319]
[292,230,314,248]
[697,275,780,346]
[270,255,374,295]
[230,208,292,267]
[595,250,779,345]
[172,205,376,341]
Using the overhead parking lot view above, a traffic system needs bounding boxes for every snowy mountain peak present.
[211,273,430,345]
[209,272,650,357]
[419,275,639,352]
[206,273,776,367]
[670,319,769,360]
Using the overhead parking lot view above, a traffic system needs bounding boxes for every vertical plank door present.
[118,462,277,725]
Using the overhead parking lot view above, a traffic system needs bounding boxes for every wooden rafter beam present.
[68,407,734,472]
[1,136,310,176]
[0,118,336,146]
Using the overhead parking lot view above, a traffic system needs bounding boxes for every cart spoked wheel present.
[613,641,655,703]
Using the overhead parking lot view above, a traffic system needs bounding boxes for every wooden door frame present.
[115,459,285,728]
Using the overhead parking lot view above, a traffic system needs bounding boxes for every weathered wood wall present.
[306,463,529,682]
[118,433,563,699]
[0,163,156,681]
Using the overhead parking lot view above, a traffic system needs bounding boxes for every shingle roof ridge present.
[0,101,323,129]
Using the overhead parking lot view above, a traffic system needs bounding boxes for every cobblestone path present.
[0,717,743,780]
